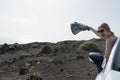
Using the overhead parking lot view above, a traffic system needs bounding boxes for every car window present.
[112,39,120,71]
[116,49,120,71]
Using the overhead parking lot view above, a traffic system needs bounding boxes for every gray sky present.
[0,0,120,44]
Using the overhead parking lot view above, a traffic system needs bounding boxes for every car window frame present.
[112,38,120,71]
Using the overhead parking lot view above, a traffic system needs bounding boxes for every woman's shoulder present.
[107,36,117,44]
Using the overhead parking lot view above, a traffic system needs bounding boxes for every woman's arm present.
[89,27,101,37]
[104,36,116,60]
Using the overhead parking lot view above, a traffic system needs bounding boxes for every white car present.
[89,36,120,80]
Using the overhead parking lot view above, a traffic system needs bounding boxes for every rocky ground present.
[0,38,105,80]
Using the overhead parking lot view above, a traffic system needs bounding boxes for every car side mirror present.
[89,52,103,73]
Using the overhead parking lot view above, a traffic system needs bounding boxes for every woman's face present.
[97,28,111,39]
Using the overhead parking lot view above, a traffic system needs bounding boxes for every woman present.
[89,23,117,61]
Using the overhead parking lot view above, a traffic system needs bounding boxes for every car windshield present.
[112,38,120,71]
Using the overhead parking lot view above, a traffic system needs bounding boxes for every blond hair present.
[98,23,114,36]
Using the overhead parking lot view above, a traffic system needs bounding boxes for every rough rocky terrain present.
[0,38,105,80]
